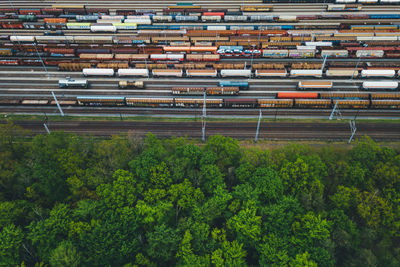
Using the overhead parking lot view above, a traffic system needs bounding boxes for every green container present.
[18,15,36,22]
[177,2,193,6]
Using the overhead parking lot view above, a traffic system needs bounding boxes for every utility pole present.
[43,123,51,134]
[33,43,50,79]
[51,91,64,117]
[329,100,342,120]
[321,54,328,72]
[348,120,357,144]
[255,109,262,142]
[201,90,206,142]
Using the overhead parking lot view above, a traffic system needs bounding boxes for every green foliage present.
[0,127,399,266]
[0,224,24,266]
[49,241,80,267]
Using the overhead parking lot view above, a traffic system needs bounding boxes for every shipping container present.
[361,70,396,78]
[82,68,114,76]
[290,69,323,77]
[221,69,251,77]
[117,69,149,77]
[297,81,333,90]
[362,81,398,90]
[186,69,217,77]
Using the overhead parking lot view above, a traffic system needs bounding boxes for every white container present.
[262,49,289,57]
[362,81,398,90]
[90,25,117,32]
[124,19,152,25]
[83,68,114,76]
[207,26,227,31]
[305,41,333,47]
[321,50,348,57]
[356,50,384,57]
[101,15,124,20]
[10,36,35,42]
[290,69,323,77]
[361,70,396,78]
[220,69,251,77]
[118,69,149,77]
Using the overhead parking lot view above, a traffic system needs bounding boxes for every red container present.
[277,92,319,99]
[44,18,67,23]
[203,12,225,18]
[19,9,41,15]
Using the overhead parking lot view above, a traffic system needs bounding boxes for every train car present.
[333,99,370,109]
[117,69,149,77]
[249,15,275,22]
[82,68,114,76]
[113,23,137,30]
[186,69,218,77]
[217,46,244,56]
[362,81,398,90]
[118,80,144,89]
[124,19,152,25]
[150,54,184,61]
[151,15,172,22]
[295,99,333,109]
[370,100,400,109]
[10,36,35,42]
[278,15,297,22]
[277,92,319,99]
[152,69,183,77]
[361,70,396,78]
[241,5,273,12]
[175,15,199,22]
[58,78,88,88]
[370,92,400,99]
[126,97,174,107]
[355,50,384,58]
[66,23,91,29]
[0,48,13,56]
[206,87,239,95]
[219,81,248,89]
[224,98,257,108]
[186,54,220,61]
[258,99,293,108]
[201,15,221,22]
[321,50,349,57]
[18,15,37,22]
[22,100,49,105]
[224,15,248,22]
[220,69,251,78]
[23,22,45,29]
[255,69,288,77]
[262,50,289,58]
[289,49,316,58]
[77,96,125,106]
[172,87,204,95]
[327,4,362,11]
[90,24,117,32]
[326,68,359,77]
[19,8,41,15]
[290,69,323,77]
[115,54,149,61]
[297,81,333,90]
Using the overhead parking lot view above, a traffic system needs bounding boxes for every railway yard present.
[1,0,400,140]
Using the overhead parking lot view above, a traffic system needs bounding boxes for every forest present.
[0,121,399,267]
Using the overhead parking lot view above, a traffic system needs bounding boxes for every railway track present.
[4,119,400,141]
[2,105,400,118]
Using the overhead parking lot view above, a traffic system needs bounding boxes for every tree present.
[211,240,247,267]
[0,224,24,266]
[289,252,317,267]
[49,241,80,267]
[146,224,180,264]
[204,135,241,170]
